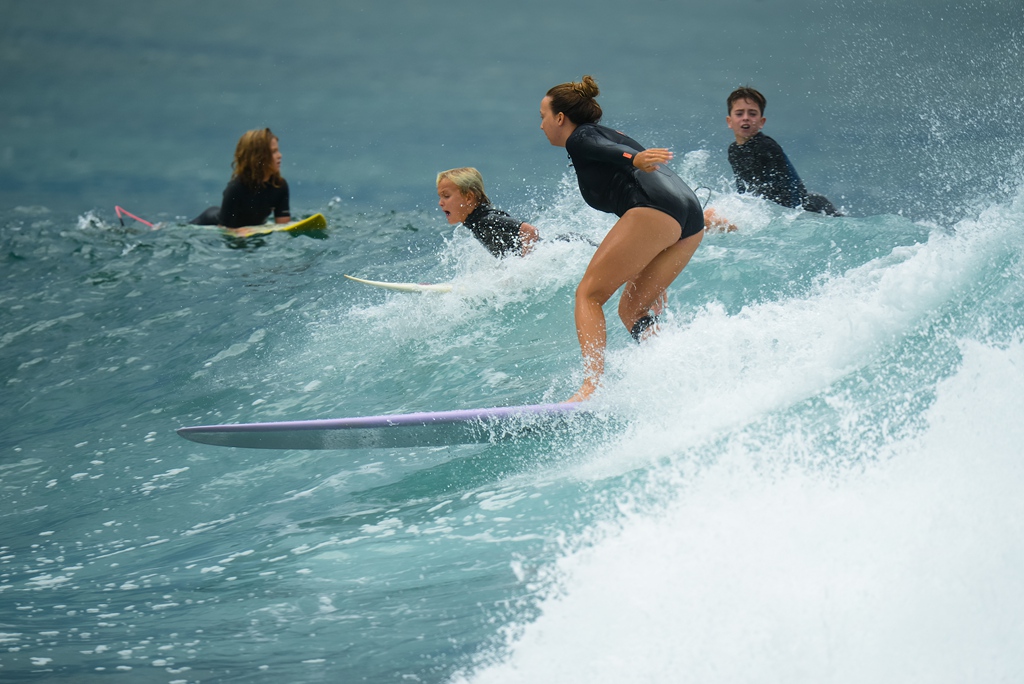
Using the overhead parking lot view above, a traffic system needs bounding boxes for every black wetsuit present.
[565,123,704,239]
[462,204,526,258]
[728,132,840,215]
[191,177,291,228]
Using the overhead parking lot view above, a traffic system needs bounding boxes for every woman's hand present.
[633,148,673,173]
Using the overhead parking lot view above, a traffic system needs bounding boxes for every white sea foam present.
[455,183,1024,684]
[457,337,1024,683]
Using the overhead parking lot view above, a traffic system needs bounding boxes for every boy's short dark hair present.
[727,87,766,115]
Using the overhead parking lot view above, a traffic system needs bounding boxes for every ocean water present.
[2,1,1023,682]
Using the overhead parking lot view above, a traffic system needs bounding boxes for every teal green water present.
[2,1,1023,682]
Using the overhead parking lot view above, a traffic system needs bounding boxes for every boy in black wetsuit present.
[726,87,841,216]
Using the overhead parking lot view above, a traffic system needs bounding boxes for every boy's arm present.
[728,143,754,194]
[740,136,804,206]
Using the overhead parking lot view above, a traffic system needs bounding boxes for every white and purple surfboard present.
[177,403,591,450]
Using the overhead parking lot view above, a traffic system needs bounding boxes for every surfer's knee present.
[575,277,614,308]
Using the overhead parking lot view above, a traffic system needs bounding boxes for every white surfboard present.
[344,274,454,293]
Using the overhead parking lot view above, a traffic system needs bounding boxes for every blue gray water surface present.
[2,1,1023,682]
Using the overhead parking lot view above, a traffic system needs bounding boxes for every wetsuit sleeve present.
[756,137,798,198]
[730,135,805,208]
[566,126,642,168]
[464,206,524,257]
[274,180,291,220]
[727,143,749,193]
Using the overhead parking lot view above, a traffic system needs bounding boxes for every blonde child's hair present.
[436,167,491,205]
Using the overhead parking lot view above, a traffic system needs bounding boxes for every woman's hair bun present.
[575,75,599,99]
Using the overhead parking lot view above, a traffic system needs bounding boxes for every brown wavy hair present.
[231,128,283,189]
[546,75,602,125]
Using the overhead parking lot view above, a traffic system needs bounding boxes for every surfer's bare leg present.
[569,208,682,402]
[617,230,702,338]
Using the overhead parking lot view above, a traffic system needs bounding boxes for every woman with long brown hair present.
[539,75,705,402]
[191,128,291,228]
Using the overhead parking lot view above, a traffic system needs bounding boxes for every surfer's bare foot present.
[567,378,600,403]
